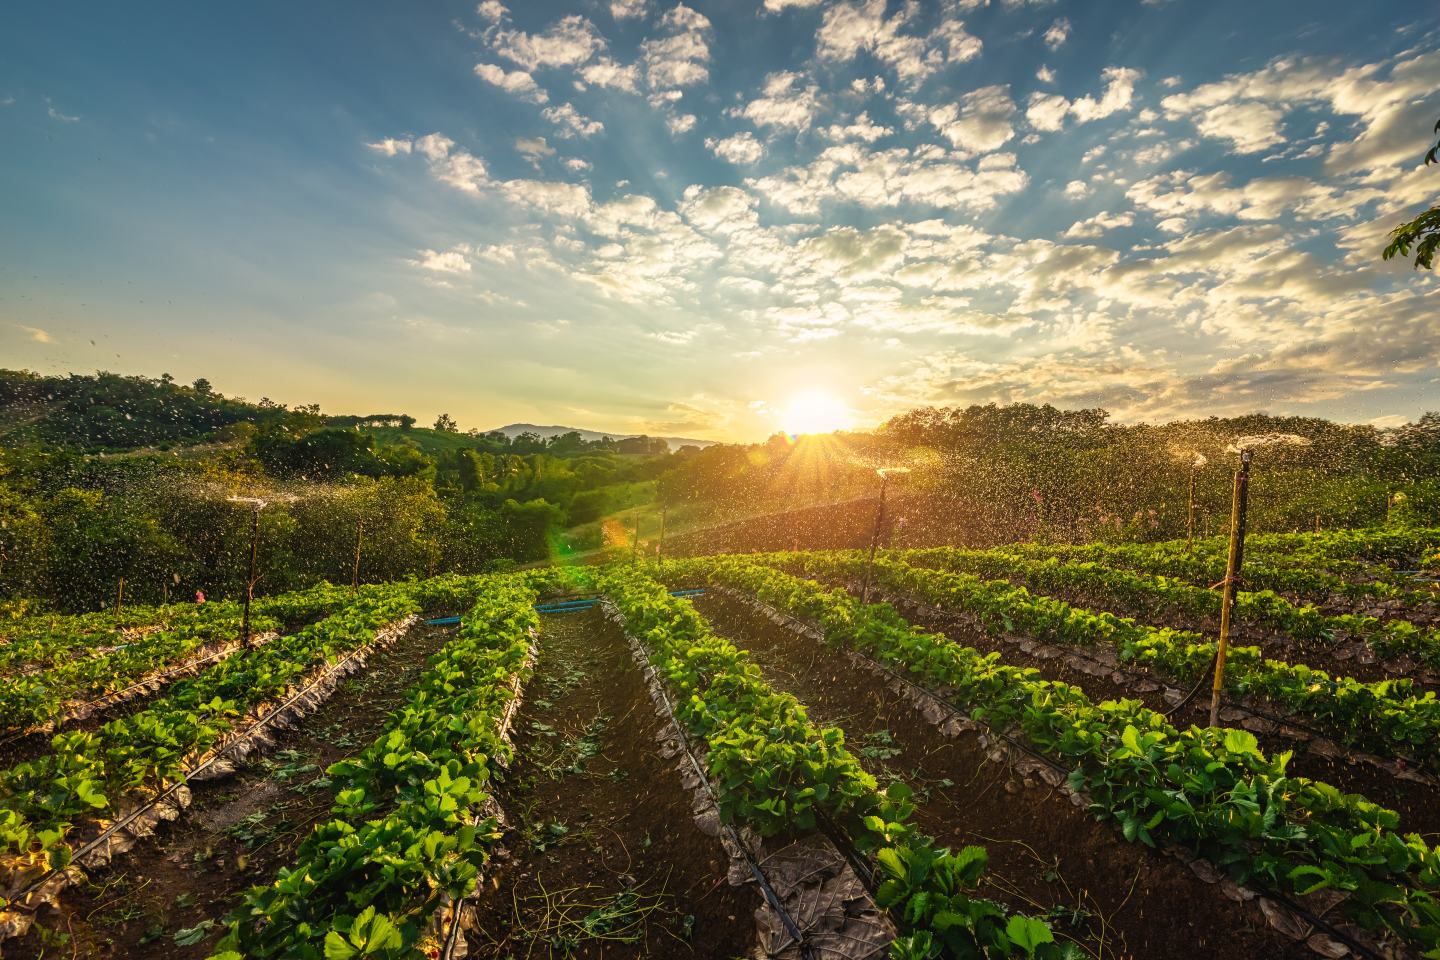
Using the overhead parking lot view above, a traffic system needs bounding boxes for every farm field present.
[2,528,1437,959]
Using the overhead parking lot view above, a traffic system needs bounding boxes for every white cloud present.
[1026,66,1140,131]
[410,246,473,274]
[706,131,764,164]
[610,0,647,18]
[729,70,822,131]
[641,4,712,90]
[474,63,548,103]
[816,0,980,86]
[564,157,593,172]
[476,1,507,22]
[1042,17,1070,51]
[927,85,1016,153]
[1036,65,1055,84]
[1191,100,1285,153]
[748,143,1027,215]
[1063,180,1091,198]
[516,136,555,159]
[1063,210,1134,238]
[367,138,414,156]
[492,15,606,70]
[578,57,641,93]
[543,103,604,138]
[667,113,698,134]
[822,112,893,143]
[764,0,824,9]
[45,98,79,122]
[15,324,52,343]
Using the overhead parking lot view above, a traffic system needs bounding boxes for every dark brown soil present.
[870,588,1440,842]
[694,591,1310,960]
[464,607,759,959]
[7,621,456,960]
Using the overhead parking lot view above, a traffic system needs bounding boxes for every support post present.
[115,576,125,618]
[657,504,667,563]
[351,518,364,592]
[1208,449,1252,727]
[859,475,890,606]
[242,506,260,648]
[630,513,642,564]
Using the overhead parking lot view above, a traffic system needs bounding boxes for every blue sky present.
[1,0,1437,441]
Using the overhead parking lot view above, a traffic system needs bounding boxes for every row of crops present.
[0,526,1435,958]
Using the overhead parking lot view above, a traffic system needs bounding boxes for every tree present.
[1383,117,1440,270]
[434,413,458,432]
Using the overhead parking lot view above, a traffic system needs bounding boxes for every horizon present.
[2,1,1438,442]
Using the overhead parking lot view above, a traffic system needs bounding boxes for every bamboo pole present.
[1208,450,1252,727]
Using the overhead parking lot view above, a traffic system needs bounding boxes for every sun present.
[778,390,851,436]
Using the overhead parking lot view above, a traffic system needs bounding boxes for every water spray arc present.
[859,467,909,606]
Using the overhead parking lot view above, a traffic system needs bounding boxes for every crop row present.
[212,571,550,960]
[675,556,1440,954]
[0,610,280,732]
[1001,538,1437,606]
[771,551,1440,775]
[598,565,1068,960]
[0,584,423,902]
[899,546,1440,671]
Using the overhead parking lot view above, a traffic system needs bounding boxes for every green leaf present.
[1006,915,1055,957]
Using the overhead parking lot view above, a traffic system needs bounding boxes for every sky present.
[1,1,1437,442]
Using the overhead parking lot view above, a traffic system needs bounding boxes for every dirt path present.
[465,607,758,960]
[695,592,1309,960]
[8,621,456,960]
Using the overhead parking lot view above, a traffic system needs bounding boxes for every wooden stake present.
[1209,450,1252,727]
[115,577,125,617]
[657,504,667,562]
[630,513,642,563]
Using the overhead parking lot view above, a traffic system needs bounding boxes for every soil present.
[7,621,457,960]
[464,606,759,960]
[869,588,1440,842]
[694,591,1310,960]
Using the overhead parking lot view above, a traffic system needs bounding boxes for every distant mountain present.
[487,423,716,451]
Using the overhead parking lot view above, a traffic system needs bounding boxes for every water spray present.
[859,467,910,606]
[227,494,298,647]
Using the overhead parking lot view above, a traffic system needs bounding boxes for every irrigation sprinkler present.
[859,467,910,606]
[1207,433,1310,727]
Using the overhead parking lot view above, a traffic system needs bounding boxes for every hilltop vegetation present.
[1,368,1437,613]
